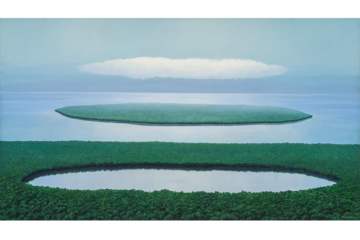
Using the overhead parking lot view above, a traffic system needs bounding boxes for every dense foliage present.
[1,141,359,220]
[55,103,312,125]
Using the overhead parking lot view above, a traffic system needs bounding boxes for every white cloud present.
[79,57,287,80]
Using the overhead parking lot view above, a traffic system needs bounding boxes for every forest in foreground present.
[0,141,359,220]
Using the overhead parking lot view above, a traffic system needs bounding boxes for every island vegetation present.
[1,141,359,220]
[55,103,312,125]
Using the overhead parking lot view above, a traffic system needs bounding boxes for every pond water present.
[27,168,336,193]
[1,92,359,143]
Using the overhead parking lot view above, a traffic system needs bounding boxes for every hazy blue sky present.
[0,19,359,92]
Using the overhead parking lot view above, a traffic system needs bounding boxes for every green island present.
[55,103,312,125]
[1,141,359,220]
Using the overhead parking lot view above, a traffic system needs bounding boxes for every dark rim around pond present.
[23,164,340,184]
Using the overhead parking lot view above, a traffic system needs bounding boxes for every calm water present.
[1,92,358,143]
[27,168,336,193]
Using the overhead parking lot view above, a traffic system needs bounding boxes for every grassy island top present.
[55,103,312,125]
[0,142,359,220]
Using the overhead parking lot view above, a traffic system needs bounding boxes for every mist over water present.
[1,92,359,144]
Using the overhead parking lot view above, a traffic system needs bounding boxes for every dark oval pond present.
[27,167,336,193]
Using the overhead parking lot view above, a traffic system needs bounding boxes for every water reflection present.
[27,168,336,193]
[1,92,359,143]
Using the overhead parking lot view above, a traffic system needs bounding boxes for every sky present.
[0,19,359,92]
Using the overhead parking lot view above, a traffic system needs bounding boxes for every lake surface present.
[0,92,359,143]
[27,168,336,193]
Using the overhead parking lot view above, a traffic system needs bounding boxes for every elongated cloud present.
[79,57,287,79]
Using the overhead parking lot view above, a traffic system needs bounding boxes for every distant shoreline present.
[55,110,313,126]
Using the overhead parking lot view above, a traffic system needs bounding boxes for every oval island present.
[55,103,312,125]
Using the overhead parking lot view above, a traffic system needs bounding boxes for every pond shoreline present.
[22,162,339,184]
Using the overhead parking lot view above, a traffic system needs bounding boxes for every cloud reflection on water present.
[28,168,336,193]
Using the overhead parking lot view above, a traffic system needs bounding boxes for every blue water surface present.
[1,92,359,144]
